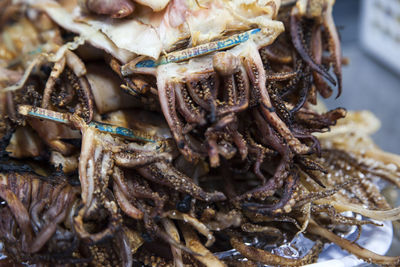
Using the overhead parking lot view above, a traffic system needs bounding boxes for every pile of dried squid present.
[0,0,400,266]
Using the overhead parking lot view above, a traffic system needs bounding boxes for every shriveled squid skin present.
[134,0,170,11]
[79,0,135,18]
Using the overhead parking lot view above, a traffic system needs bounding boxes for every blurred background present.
[327,0,400,154]
[330,0,400,261]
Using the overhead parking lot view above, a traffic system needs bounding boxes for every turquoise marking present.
[134,28,261,69]
[28,111,69,124]
[24,107,155,143]
[89,122,156,143]
[28,47,43,55]
[135,59,157,68]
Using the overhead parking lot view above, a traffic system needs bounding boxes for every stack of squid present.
[0,0,400,266]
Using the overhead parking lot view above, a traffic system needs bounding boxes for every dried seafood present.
[0,0,399,266]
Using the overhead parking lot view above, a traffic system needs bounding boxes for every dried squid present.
[0,0,399,266]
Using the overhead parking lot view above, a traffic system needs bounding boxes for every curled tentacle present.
[180,222,226,267]
[231,235,322,266]
[290,10,336,85]
[0,184,34,253]
[157,75,197,161]
[307,219,400,266]
[323,2,342,98]
[243,172,299,215]
[138,162,226,202]
[311,24,333,98]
